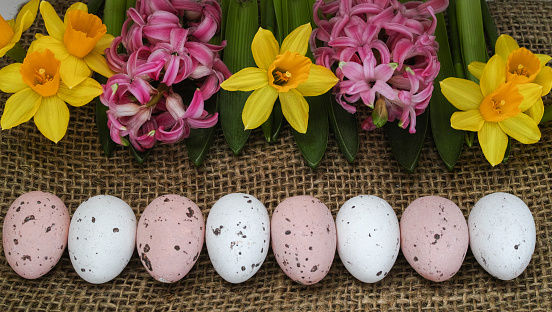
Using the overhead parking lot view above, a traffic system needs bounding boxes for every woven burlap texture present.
[1,0,551,311]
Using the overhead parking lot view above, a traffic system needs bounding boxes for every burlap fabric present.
[1,0,551,311]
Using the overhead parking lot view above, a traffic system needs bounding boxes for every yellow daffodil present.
[441,54,543,166]
[29,1,115,88]
[468,35,552,123]
[0,49,103,142]
[0,0,39,58]
[220,23,338,133]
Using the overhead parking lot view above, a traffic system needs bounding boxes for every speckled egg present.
[136,194,204,283]
[336,195,400,283]
[271,195,336,285]
[400,196,469,282]
[68,195,136,284]
[206,193,270,283]
[2,192,70,279]
[469,192,536,280]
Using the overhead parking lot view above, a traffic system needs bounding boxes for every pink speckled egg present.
[271,196,336,285]
[3,192,70,279]
[400,196,469,282]
[136,195,204,283]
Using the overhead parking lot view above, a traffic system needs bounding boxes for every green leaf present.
[456,0,488,81]
[480,0,499,53]
[103,0,127,37]
[328,95,358,163]
[95,98,117,157]
[219,0,258,155]
[292,94,329,169]
[447,0,465,79]
[540,105,552,124]
[384,109,429,173]
[130,144,151,165]
[126,0,136,11]
[502,137,511,164]
[185,95,218,166]
[465,132,475,147]
[261,100,284,143]
[87,0,105,15]
[430,13,464,171]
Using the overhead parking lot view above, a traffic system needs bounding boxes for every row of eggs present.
[2,192,536,284]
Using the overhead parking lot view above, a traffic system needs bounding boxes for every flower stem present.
[5,42,27,63]
[146,83,169,108]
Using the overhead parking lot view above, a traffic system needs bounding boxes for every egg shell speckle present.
[469,192,536,280]
[271,195,336,285]
[68,195,136,284]
[336,195,400,283]
[400,196,469,282]
[206,193,270,283]
[2,192,69,279]
[136,194,204,283]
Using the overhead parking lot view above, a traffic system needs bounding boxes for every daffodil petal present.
[84,51,116,78]
[29,35,69,60]
[480,54,507,96]
[34,95,69,143]
[468,61,485,80]
[450,110,485,132]
[525,97,544,124]
[517,83,543,111]
[495,34,519,61]
[534,65,552,96]
[251,28,279,70]
[63,2,89,27]
[478,122,508,166]
[242,85,278,130]
[280,23,311,56]
[220,67,268,91]
[296,64,339,96]
[499,114,541,144]
[536,54,551,67]
[439,78,484,110]
[7,19,15,29]
[0,63,27,93]
[0,88,42,129]
[16,0,39,31]
[40,1,65,41]
[92,34,115,55]
[57,78,102,107]
[0,43,16,58]
[280,89,309,133]
[59,55,92,88]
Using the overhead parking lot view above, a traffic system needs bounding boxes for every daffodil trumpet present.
[220,23,339,133]
[0,0,39,62]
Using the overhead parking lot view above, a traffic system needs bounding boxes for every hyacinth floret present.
[101,0,229,151]
[312,0,448,133]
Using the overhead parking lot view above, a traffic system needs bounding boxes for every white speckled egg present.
[271,196,336,285]
[336,195,400,283]
[469,192,536,280]
[3,192,70,279]
[206,193,270,283]
[136,194,204,283]
[68,195,136,284]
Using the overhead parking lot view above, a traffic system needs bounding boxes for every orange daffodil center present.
[268,51,311,92]
[506,48,541,84]
[220,23,339,133]
[63,10,107,58]
[20,49,61,97]
[479,82,522,122]
[0,14,15,48]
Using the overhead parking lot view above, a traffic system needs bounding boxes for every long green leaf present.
[447,0,465,79]
[540,106,552,124]
[219,0,258,155]
[456,0,488,82]
[103,0,127,37]
[384,109,429,173]
[328,95,358,163]
[87,0,105,15]
[481,0,499,53]
[130,145,151,165]
[430,13,464,171]
[185,94,218,166]
[95,97,117,156]
[292,94,330,169]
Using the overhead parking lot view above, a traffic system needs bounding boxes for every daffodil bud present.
[372,97,388,128]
